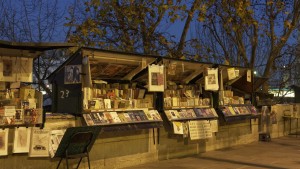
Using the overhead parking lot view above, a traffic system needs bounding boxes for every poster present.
[227,68,236,80]
[247,69,251,82]
[29,128,50,157]
[148,64,164,92]
[0,129,9,156]
[64,65,82,84]
[210,120,219,133]
[188,120,212,140]
[173,121,184,134]
[204,68,219,91]
[16,58,33,82]
[0,57,18,82]
[13,127,31,153]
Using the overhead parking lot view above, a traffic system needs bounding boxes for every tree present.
[66,0,212,57]
[0,0,72,95]
[193,0,300,92]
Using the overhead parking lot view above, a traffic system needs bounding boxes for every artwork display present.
[13,127,31,153]
[64,65,82,84]
[204,68,219,91]
[29,128,50,157]
[148,64,164,92]
[173,121,184,134]
[0,129,9,156]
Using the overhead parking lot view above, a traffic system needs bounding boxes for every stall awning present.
[0,40,76,58]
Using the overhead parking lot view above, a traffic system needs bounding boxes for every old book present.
[149,110,162,120]
[123,113,132,122]
[144,110,153,120]
[118,113,128,122]
[110,112,121,123]
[97,113,108,124]
[83,114,94,126]
[104,99,111,109]
[90,113,102,125]
[103,112,113,123]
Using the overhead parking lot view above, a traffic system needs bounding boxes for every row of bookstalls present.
[0,42,260,163]
[47,47,259,141]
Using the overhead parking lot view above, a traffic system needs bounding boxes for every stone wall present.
[1,104,299,169]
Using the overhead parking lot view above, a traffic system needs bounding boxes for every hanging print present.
[64,65,82,84]
[148,64,164,92]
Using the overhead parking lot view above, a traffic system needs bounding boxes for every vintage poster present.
[16,58,33,82]
[210,120,219,133]
[64,65,82,84]
[227,68,236,80]
[29,128,50,157]
[204,68,219,91]
[0,57,17,82]
[0,129,9,156]
[13,127,31,153]
[173,121,184,134]
[148,64,164,92]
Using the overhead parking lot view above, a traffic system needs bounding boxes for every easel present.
[55,126,101,169]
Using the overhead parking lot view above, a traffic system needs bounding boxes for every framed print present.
[0,129,9,156]
[13,127,31,153]
[64,65,82,84]
[29,128,50,157]
[148,64,164,92]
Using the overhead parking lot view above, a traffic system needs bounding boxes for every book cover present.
[227,106,237,115]
[193,108,203,117]
[186,109,197,118]
[103,112,114,123]
[233,107,241,115]
[118,113,128,122]
[144,110,153,120]
[104,99,111,109]
[90,113,102,125]
[88,100,96,109]
[14,109,24,124]
[123,113,132,122]
[110,112,122,123]
[149,110,162,120]
[83,114,94,126]
[210,108,219,117]
[128,112,137,121]
[138,111,148,121]
[97,112,109,124]
[13,127,31,153]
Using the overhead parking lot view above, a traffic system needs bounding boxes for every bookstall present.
[0,40,75,158]
[215,65,259,123]
[48,48,164,132]
[159,58,219,140]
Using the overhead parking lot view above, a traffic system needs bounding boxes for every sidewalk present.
[123,136,300,169]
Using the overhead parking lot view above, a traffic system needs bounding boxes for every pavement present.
[123,136,300,169]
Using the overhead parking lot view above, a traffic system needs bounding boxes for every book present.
[186,109,197,118]
[110,112,122,123]
[97,113,109,124]
[14,109,24,124]
[104,99,111,109]
[149,110,162,120]
[83,114,94,126]
[90,113,102,125]
[144,110,153,120]
[138,111,148,121]
[118,113,128,122]
[103,112,113,123]
[123,113,132,122]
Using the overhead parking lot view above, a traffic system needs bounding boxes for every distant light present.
[254,71,257,75]
[283,65,286,68]
[46,84,50,88]
[41,91,46,95]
